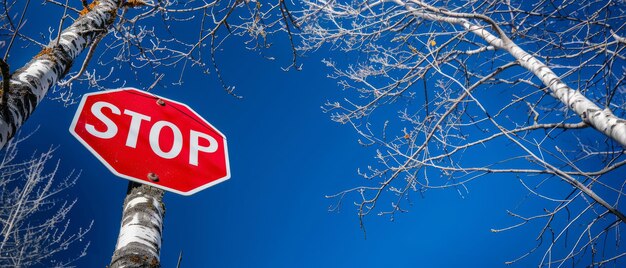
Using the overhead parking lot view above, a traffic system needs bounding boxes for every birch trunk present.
[109,182,165,268]
[505,43,626,146]
[399,0,626,147]
[0,0,120,149]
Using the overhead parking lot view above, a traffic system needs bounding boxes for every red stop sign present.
[70,88,230,195]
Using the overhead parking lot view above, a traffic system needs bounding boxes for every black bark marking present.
[0,0,120,149]
[110,183,164,268]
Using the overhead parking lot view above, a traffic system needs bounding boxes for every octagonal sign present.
[70,88,230,195]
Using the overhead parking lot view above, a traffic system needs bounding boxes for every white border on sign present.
[68,87,231,196]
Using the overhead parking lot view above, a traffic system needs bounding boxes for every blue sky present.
[8,1,618,267]
[16,36,542,267]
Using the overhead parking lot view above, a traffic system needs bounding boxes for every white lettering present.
[189,130,218,166]
[85,101,120,139]
[83,103,219,165]
[123,110,151,148]
[149,121,183,159]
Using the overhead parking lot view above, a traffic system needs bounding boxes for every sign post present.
[70,88,230,266]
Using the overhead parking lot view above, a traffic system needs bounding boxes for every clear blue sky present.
[18,39,541,268]
[7,2,582,267]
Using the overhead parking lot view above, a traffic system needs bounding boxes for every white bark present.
[0,0,120,149]
[506,43,626,146]
[109,183,164,268]
[396,0,626,146]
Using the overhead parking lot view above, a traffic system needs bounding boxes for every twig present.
[146,74,164,92]
[3,0,31,61]
[58,33,106,86]
[55,0,70,46]
[44,0,81,13]
[278,0,300,71]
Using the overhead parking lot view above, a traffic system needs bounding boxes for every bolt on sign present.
[70,88,230,195]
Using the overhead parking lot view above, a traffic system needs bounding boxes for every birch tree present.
[299,0,626,266]
[0,136,91,267]
[109,183,164,268]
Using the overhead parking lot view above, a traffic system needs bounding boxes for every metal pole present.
[109,182,165,268]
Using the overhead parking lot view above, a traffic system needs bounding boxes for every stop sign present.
[69,88,230,195]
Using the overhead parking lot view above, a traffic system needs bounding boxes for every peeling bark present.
[0,0,120,149]
[110,182,164,268]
